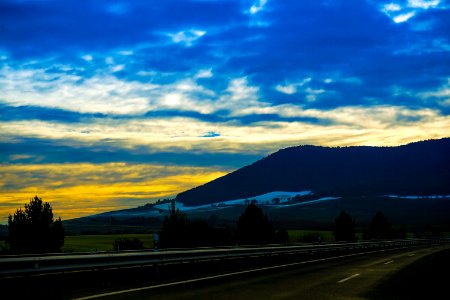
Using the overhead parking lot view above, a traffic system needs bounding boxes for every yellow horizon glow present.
[0,163,227,223]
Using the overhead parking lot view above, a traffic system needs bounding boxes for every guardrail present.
[1,238,447,277]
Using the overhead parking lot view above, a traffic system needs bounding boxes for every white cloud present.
[393,11,416,23]
[0,64,220,116]
[225,77,260,104]
[2,104,448,155]
[81,54,93,62]
[275,77,312,95]
[111,64,125,72]
[118,50,134,56]
[249,0,268,14]
[195,69,213,79]
[379,0,442,24]
[275,84,297,94]
[305,88,326,102]
[407,0,440,9]
[168,29,206,46]
[0,66,157,115]
[418,78,450,106]
[383,3,402,12]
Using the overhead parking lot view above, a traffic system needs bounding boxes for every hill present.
[177,138,450,206]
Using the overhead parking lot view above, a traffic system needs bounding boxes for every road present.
[75,245,450,300]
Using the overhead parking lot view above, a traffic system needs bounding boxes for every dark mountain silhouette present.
[177,138,450,206]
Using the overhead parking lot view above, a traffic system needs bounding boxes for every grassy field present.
[62,233,154,252]
[0,230,438,253]
[287,230,334,243]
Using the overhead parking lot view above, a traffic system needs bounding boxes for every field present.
[287,230,334,243]
[63,233,154,252]
[0,229,425,254]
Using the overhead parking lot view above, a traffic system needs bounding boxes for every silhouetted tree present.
[334,211,356,241]
[159,200,187,248]
[8,196,64,253]
[368,211,392,239]
[236,203,274,244]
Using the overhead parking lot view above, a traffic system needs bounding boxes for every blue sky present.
[0,0,449,220]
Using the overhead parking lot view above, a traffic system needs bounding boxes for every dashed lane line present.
[72,247,411,300]
[337,273,360,283]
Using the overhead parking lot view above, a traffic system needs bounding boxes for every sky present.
[0,0,449,222]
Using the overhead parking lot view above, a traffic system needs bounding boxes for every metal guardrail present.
[0,239,447,277]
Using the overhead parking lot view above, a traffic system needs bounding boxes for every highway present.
[74,244,450,300]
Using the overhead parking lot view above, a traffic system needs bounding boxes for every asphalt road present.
[75,245,450,300]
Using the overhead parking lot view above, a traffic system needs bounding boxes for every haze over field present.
[1,0,449,222]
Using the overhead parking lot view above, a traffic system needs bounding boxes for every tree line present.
[4,196,410,254]
[333,210,406,242]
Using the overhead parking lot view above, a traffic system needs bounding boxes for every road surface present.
[75,244,450,300]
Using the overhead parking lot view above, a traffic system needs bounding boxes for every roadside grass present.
[286,229,370,243]
[287,229,334,243]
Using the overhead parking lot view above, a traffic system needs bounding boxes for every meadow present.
[62,233,154,252]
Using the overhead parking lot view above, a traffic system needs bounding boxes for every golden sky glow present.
[0,163,227,223]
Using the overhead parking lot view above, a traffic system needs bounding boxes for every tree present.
[334,211,356,241]
[236,203,274,245]
[159,200,187,248]
[368,211,392,239]
[8,196,64,253]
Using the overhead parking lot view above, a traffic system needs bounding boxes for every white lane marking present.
[72,247,410,300]
[337,273,360,283]
[408,254,415,257]
[384,260,394,265]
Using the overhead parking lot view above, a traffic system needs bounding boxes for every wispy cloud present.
[378,0,444,24]
[168,29,207,46]
[394,11,416,23]
[249,0,268,14]
[407,0,440,9]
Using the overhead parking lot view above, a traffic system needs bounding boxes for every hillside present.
[177,138,450,206]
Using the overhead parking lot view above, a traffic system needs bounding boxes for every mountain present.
[177,138,450,206]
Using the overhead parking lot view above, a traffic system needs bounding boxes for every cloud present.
[383,3,403,12]
[378,0,445,24]
[249,0,268,14]
[275,84,297,95]
[195,69,213,79]
[407,0,440,9]
[275,77,312,95]
[0,66,156,115]
[168,29,207,46]
[394,11,416,23]
[81,54,93,62]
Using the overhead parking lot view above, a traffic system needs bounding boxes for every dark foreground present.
[79,245,449,300]
[1,244,448,299]
[368,246,450,299]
